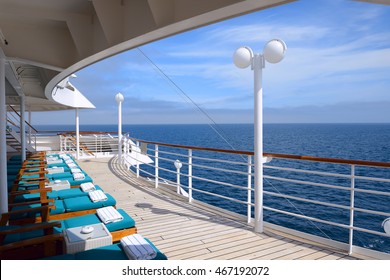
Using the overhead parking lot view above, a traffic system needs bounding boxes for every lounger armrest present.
[8,199,55,208]
[17,176,47,182]
[20,164,46,169]
[18,170,48,176]
[9,187,52,197]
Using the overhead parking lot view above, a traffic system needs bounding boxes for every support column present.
[20,94,26,161]
[28,110,32,144]
[76,108,80,159]
[253,54,264,233]
[0,48,8,214]
[118,101,122,161]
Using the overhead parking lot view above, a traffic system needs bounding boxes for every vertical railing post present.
[136,141,140,178]
[99,135,102,154]
[155,144,159,188]
[60,135,63,152]
[65,135,68,151]
[75,108,80,160]
[247,155,252,224]
[349,164,356,255]
[188,149,193,203]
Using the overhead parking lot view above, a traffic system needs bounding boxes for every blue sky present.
[35,0,390,125]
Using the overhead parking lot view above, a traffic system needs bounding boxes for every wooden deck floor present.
[77,156,363,260]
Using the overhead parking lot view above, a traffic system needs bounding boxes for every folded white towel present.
[73,172,85,181]
[80,182,96,192]
[67,163,78,168]
[59,154,70,160]
[96,206,124,224]
[121,234,157,260]
[71,168,82,174]
[89,190,108,202]
[65,159,74,164]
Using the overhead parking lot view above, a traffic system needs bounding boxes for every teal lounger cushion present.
[47,162,69,169]
[7,167,21,175]
[14,194,115,217]
[10,194,116,220]
[57,209,135,233]
[55,185,103,199]
[49,171,83,180]
[8,155,23,161]
[62,193,116,212]
[43,239,167,260]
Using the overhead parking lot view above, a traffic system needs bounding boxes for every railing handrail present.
[60,131,119,135]
[129,137,390,168]
[130,137,253,155]
[7,105,39,133]
[123,137,390,256]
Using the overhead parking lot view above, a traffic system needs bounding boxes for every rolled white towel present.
[121,234,157,260]
[80,182,96,192]
[96,206,124,224]
[71,168,82,174]
[89,190,108,202]
[73,172,85,181]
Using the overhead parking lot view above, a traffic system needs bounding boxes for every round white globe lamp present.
[383,218,390,235]
[263,39,287,64]
[115,92,124,104]
[233,46,253,69]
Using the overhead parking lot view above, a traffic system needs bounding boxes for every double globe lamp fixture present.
[233,39,287,233]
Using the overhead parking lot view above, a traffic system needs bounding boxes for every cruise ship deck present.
[77,156,369,260]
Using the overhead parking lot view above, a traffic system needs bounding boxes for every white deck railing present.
[41,132,390,256]
[123,136,390,256]
[59,132,120,157]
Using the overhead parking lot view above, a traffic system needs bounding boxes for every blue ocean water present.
[37,123,390,253]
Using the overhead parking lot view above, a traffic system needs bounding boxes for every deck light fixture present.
[174,160,183,194]
[233,39,287,233]
[382,218,390,235]
[115,92,124,161]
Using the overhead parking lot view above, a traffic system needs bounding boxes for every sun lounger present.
[0,207,137,259]
[43,235,167,260]
[53,208,137,242]
[11,185,105,203]
[9,192,117,224]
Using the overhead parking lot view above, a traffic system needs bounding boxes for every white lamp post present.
[174,159,183,194]
[115,92,124,161]
[233,39,287,233]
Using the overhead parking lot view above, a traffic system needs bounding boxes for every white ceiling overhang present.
[0,0,296,111]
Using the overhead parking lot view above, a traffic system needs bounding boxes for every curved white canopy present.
[0,0,295,111]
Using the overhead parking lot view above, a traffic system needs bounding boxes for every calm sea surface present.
[37,123,390,253]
